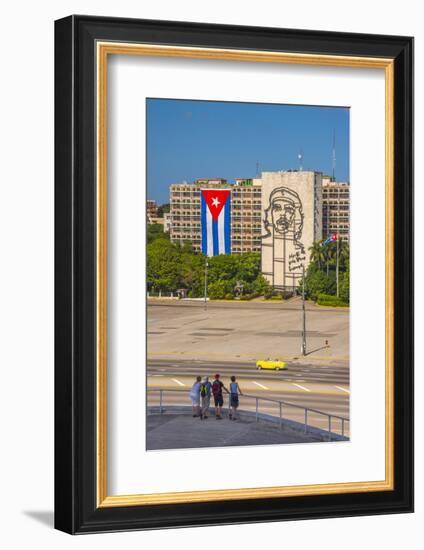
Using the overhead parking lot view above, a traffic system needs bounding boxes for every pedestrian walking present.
[212,373,229,419]
[229,375,243,420]
[200,376,212,419]
[190,376,202,417]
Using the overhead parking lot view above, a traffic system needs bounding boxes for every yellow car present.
[256,359,287,371]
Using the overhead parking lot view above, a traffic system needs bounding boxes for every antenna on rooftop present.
[332,130,336,180]
[298,149,303,171]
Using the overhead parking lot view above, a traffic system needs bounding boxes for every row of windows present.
[171,232,263,237]
[323,226,349,231]
[323,213,350,218]
[231,223,262,227]
[172,236,201,242]
[171,216,262,222]
[233,195,262,199]
[232,248,261,253]
[172,225,200,229]
[323,195,350,199]
[232,200,261,204]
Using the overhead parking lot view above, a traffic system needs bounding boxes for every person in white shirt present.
[190,376,201,417]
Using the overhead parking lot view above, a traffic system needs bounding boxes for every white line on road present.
[334,385,350,393]
[251,381,269,390]
[292,383,311,392]
[172,378,186,387]
[150,374,164,377]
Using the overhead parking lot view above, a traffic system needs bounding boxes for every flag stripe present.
[224,200,231,254]
[218,204,225,254]
[201,196,207,255]
[207,207,213,257]
[212,215,219,255]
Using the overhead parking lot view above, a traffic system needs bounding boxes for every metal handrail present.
[147,388,350,438]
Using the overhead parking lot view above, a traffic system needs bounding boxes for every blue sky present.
[147,98,349,204]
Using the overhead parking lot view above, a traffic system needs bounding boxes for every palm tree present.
[323,241,336,274]
[308,240,326,270]
[338,240,350,269]
[324,238,349,272]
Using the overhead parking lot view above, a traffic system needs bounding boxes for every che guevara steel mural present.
[262,186,306,290]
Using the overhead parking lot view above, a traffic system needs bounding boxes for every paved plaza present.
[146,412,321,450]
[147,298,349,363]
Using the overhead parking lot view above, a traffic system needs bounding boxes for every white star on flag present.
[211,197,220,208]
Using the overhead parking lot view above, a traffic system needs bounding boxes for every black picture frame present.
[55,15,413,534]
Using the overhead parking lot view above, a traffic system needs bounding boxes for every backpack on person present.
[200,383,208,397]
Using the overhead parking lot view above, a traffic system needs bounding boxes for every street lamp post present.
[301,263,306,356]
[204,257,208,311]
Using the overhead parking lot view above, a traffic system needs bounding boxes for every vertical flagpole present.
[336,233,340,298]
[204,257,208,311]
[301,264,306,356]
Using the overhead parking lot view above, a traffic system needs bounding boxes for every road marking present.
[292,383,311,392]
[172,378,186,387]
[149,351,349,362]
[150,374,164,377]
[335,385,350,393]
[252,381,269,390]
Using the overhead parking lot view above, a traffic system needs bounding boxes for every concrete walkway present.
[146,413,320,450]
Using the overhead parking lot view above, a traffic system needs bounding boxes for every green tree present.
[147,223,169,244]
[180,251,205,297]
[338,240,350,270]
[309,240,326,269]
[302,239,350,302]
[339,259,350,303]
[147,239,181,293]
[156,203,170,217]
[303,267,336,301]
[252,274,271,296]
[208,280,229,300]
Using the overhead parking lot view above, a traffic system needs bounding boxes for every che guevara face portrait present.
[263,186,304,241]
[271,197,296,235]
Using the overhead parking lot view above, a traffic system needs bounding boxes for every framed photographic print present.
[54,15,413,534]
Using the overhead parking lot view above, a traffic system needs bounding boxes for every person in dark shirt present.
[211,373,229,419]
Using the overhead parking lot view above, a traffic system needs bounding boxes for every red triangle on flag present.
[201,189,231,221]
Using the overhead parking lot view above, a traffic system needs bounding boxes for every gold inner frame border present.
[96,42,394,508]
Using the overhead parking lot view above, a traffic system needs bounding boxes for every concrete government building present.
[169,178,263,254]
[258,171,322,291]
[322,176,350,243]
[168,171,349,290]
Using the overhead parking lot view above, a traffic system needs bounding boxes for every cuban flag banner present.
[323,233,338,246]
[201,189,231,256]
